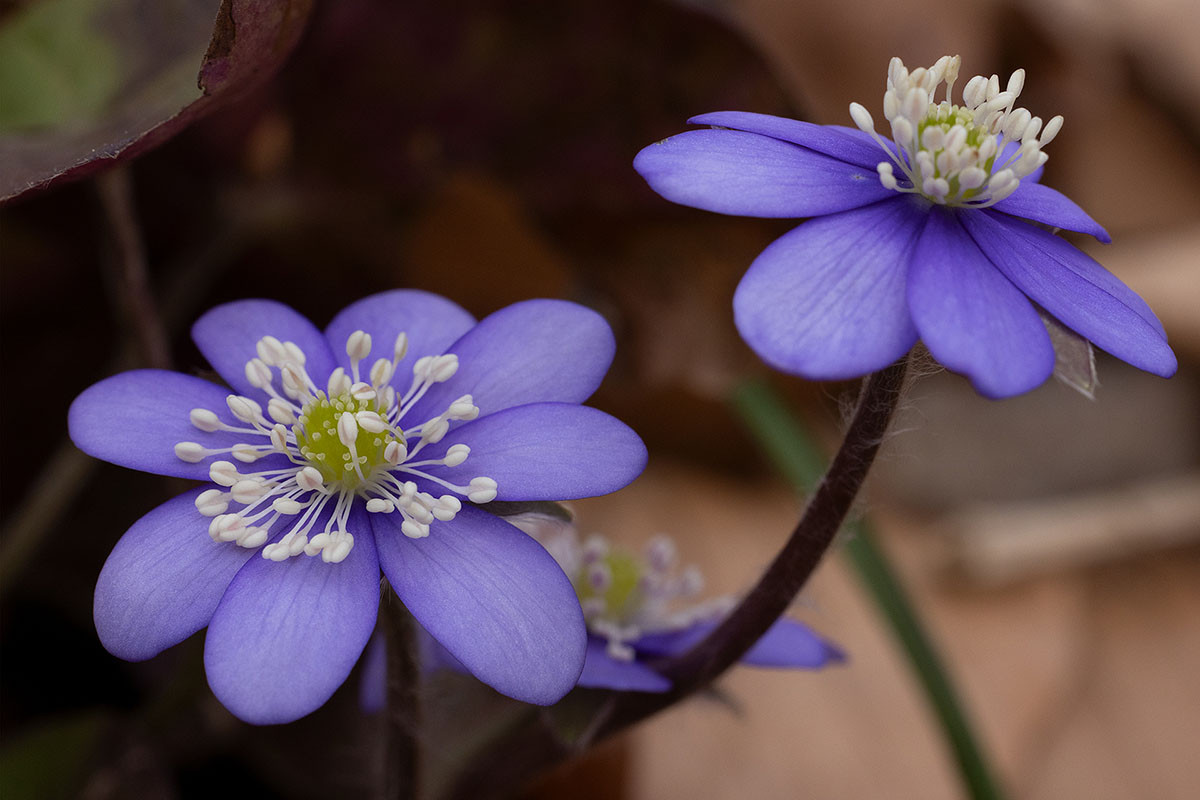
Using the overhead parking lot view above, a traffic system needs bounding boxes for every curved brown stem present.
[444,357,910,799]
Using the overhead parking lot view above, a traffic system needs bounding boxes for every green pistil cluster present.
[576,550,644,624]
[294,391,398,489]
[921,105,987,151]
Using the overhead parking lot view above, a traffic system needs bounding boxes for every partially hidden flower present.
[69,291,648,723]
[520,516,844,692]
[634,55,1177,398]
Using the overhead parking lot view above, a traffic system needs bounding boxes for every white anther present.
[1004,107,1031,140]
[883,91,900,120]
[369,358,394,388]
[269,424,289,452]
[588,562,613,592]
[366,498,395,513]
[901,87,927,125]
[958,166,987,190]
[195,489,229,517]
[282,341,306,366]
[849,102,875,133]
[237,527,269,549]
[349,381,376,401]
[281,364,306,397]
[244,358,273,389]
[420,418,450,444]
[877,162,898,190]
[267,398,296,425]
[989,168,1015,191]
[272,497,304,515]
[208,514,230,540]
[256,336,289,366]
[1006,69,1025,98]
[428,354,459,383]
[1040,115,1063,146]
[263,532,305,561]
[296,466,325,492]
[189,408,222,432]
[231,443,263,463]
[447,395,479,420]
[174,442,207,463]
[393,332,409,362]
[216,516,246,542]
[401,520,429,539]
[927,177,950,199]
[432,494,462,521]
[209,460,240,486]
[1023,115,1043,143]
[226,395,264,424]
[646,536,677,572]
[231,479,268,504]
[466,476,498,504]
[891,117,913,148]
[326,367,348,397]
[443,443,470,467]
[962,75,988,109]
[920,125,945,152]
[582,534,608,563]
[986,74,1000,100]
[355,411,387,433]
[346,330,372,362]
[337,411,359,448]
[307,531,355,563]
[383,440,407,465]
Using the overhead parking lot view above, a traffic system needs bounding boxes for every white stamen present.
[195,489,229,516]
[174,442,207,462]
[267,398,297,425]
[256,336,289,366]
[442,443,470,467]
[189,408,222,433]
[355,411,387,433]
[369,358,394,388]
[854,55,1062,208]
[227,395,264,425]
[346,330,372,362]
[244,358,273,389]
[210,460,240,486]
[466,476,498,504]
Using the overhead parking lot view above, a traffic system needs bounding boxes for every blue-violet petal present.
[733,197,924,380]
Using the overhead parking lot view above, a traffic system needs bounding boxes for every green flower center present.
[576,551,644,624]
[294,391,402,490]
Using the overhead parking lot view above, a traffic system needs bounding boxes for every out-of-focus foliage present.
[0,711,107,800]
[0,0,122,132]
[0,0,313,203]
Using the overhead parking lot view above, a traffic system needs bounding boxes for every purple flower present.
[520,517,843,692]
[69,291,647,723]
[634,55,1177,398]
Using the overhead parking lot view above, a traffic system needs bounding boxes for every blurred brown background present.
[1,0,1197,798]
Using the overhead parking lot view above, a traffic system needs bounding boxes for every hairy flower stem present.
[652,355,909,690]
[731,376,1005,800]
[383,598,420,800]
[446,358,908,800]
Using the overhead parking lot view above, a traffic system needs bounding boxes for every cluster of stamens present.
[849,55,1063,207]
[521,522,728,661]
[175,330,498,564]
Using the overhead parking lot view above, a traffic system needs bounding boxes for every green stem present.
[730,378,1005,800]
